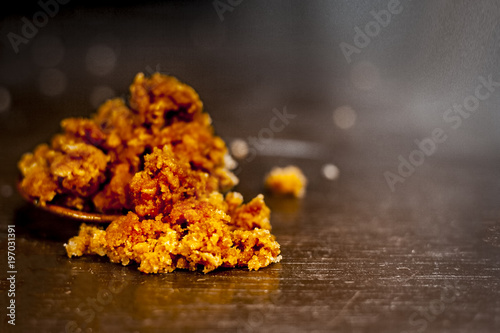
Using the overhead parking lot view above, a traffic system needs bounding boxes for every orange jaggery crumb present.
[128,72,204,130]
[128,146,212,218]
[65,146,281,273]
[18,72,237,214]
[66,208,280,274]
[16,71,281,273]
[264,165,307,198]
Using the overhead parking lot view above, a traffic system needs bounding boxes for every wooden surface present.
[1,1,500,332]
[2,144,500,333]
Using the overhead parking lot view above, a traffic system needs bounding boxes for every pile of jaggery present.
[18,72,281,273]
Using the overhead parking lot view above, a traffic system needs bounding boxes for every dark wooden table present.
[1,1,500,332]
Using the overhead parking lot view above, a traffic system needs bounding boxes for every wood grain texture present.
[2,148,500,333]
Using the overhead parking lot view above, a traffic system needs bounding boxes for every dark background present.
[1,1,500,332]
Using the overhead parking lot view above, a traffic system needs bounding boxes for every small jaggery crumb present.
[18,72,281,273]
[264,165,307,198]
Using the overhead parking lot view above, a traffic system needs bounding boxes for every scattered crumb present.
[230,139,249,160]
[264,165,307,198]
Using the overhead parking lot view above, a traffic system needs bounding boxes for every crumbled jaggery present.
[65,202,280,274]
[18,72,281,273]
[264,165,307,198]
[65,146,281,273]
[18,73,236,214]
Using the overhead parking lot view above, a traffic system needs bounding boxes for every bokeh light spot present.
[1,184,13,198]
[230,139,249,160]
[38,68,67,96]
[333,105,357,129]
[86,44,117,76]
[90,85,115,109]
[322,164,340,180]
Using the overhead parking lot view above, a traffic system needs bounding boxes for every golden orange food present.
[18,72,281,273]
[264,165,307,198]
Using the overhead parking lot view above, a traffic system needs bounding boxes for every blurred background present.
[1,0,499,173]
[1,1,500,332]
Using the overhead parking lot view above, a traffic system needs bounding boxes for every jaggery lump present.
[17,72,281,273]
[18,73,236,214]
[65,207,280,274]
[65,146,281,273]
[128,146,212,218]
[129,72,204,130]
[264,165,307,198]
